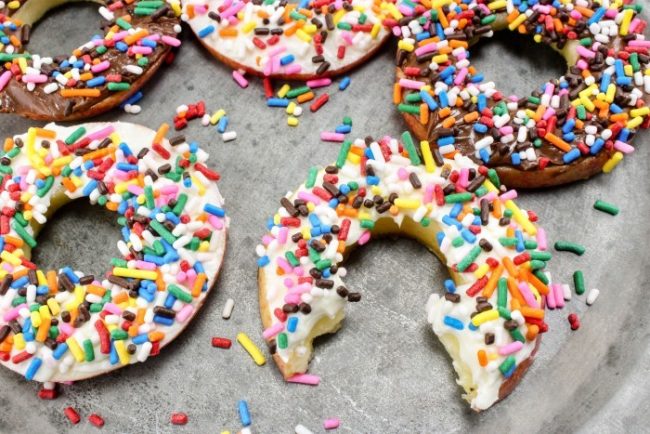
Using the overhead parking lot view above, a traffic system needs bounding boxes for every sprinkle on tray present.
[236,333,266,366]
[64,407,81,425]
[324,418,341,430]
[211,337,232,349]
[554,241,586,256]
[171,412,189,425]
[222,298,235,319]
[593,200,620,216]
[568,313,580,331]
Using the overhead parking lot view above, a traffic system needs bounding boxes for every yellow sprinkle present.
[303,24,317,34]
[431,0,452,7]
[47,298,61,316]
[66,337,85,363]
[210,109,226,125]
[114,340,130,365]
[580,95,595,112]
[371,186,382,196]
[347,153,361,164]
[191,175,206,196]
[286,101,296,115]
[301,227,311,240]
[471,309,499,326]
[306,202,315,212]
[278,84,291,98]
[432,54,449,64]
[7,1,21,9]
[295,29,311,43]
[627,116,643,129]
[397,40,414,52]
[199,241,210,252]
[630,107,650,118]
[508,13,527,31]
[38,305,51,321]
[36,270,46,286]
[420,140,435,173]
[170,0,182,16]
[113,267,158,281]
[273,214,281,225]
[14,332,25,350]
[488,0,507,10]
[371,22,381,39]
[52,156,73,167]
[242,21,256,33]
[236,332,266,366]
[287,116,299,127]
[602,151,623,173]
[394,198,420,209]
[17,57,27,74]
[333,9,347,24]
[1,250,21,266]
[505,200,536,235]
[30,310,42,328]
[605,84,616,103]
[474,263,490,279]
[620,8,633,36]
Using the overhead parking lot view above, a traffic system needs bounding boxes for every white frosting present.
[182,0,390,77]
[259,135,548,410]
[0,122,227,382]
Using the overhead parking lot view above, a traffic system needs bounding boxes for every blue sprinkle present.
[86,76,106,87]
[590,138,605,155]
[444,279,456,293]
[563,148,581,164]
[198,25,215,38]
[132,334,149,345]
[339,76,351,91]
[335,124,352,134]
[267,98,289,108]
[287,317,299,333]
[511,153,521,165]
[238,400,252,427]
[53,343,68,360]
[280,54,295,65]
[204,204,226,217]
[109,342,119,365]
[257,256,270,267]
[217,115,229,133]
[153,315,174,326]
[444,316,464,330]
[420,90,438,110]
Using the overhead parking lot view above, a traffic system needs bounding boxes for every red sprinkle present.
[64,407,81,425]
[171,412,189,425]
[568,313,580,330]
[88,414,105,428]
[211,337,232,349]
[310,93,329,112]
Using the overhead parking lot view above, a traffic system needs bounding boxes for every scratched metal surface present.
[1,3,650,433]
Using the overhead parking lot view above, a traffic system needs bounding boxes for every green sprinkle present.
[336,22,352,30]
[593,200,619,216]
[576,105,587,120]
[397,103,421,115]
[523,240,538,250]
[150,221,177,244]
[144,185,155,209]
[401,132,420,165]
[530,251,552,261]
[343,116,352,126]
[510,329,525,343]
[306,166,318,188]
[497,306,511,320]
[12,222,36,248]
[65,127,86,145]
[497,278,508,308]
[173,193,188,215]
[36,176,54,197]
[487,168,500,188]
[111,329,128,340]
[533,270,549,285]
[530,260,546,270]
[168,284,193,303]
[457,246,481,272]
[277,332,288,349]
[405,93,422,103]
[116,17,132,29]
[444,192,472,203]
[286,86,310,99]
[83,339,95,362]
[451,237,464,247]
[111,258,128,268]
[499,356,516,376]
[153,240,165,256]
[360,220,374,229]
[573,270,585,295]
[285,251,299,267]
[499,237,518,247]
[481,14,496,25]
[554,240,586,256]
[107,82,131,92]
[315,259,332,271]
[336,141,352,168]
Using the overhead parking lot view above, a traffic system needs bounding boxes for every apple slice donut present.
[0,122,227,382]
[394,0,650,188]
[181,0,392,80]
[0,0,182,121]
[257,132,552,411]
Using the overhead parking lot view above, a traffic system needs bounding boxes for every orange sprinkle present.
[192,273,207,298]
[482,264,504,298]
[219,28,238,37]
[477,350,488,367]
[297,91,315,103]
[544,132,571,152]
[35,128,56,139]
[520,306,545,319]
[526,324,539,341]
[60,88,101,98]
[419,103,429,125]
[47,270,58,293]
[148,331,165,342]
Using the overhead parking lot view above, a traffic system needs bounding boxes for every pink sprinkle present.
[399,78,425,90]
[283,278,295,289]
[518,282,539,308]
[576,46,595,59]
[454,67,468,85]
[87,125,114,141]
[103,303,122,315]
[321,132,345,142]
[284,293,301,304]
[614,140,634,154]
[498,341,523,356]
[576,59,589,70]
[176,304,194,323]
[263,322,285,340]
[232,70,249,89]
[0,70,13,92]
[59,323,74,337]
[208,214,224,230]
[127,185,144,195]
[358,230,371,245]
[458,168,469,188]
[3,304,25,322]
[536,227,547,251]
[397,167,409,180]
[287,374,320,385]
[91,60,111,73]
[162,35,181,47]
[423,184,434,203]
[391,26,402,37]
[134,260,157,270]
[323,418,340,430]
[131,46,152,55]
[160,185,179,195]
[414,42,437,57]
[545,286,556,309]
[276,257,293,273]
[307,78,331,88]
[499,189,518,201]
[22,74,48,83]
[111,31,129,42]
[298,191,322,204]
[553,284,565,308]
[220,2,245,19]
[284,64,302,75]
[277,227,288,244]
[629,40,650,48]
[269,46,286,58]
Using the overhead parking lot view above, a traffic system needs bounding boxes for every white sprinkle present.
[43,82,58,94]
[295,425,314,434]
[222,131,237,142]
[562,283,572,301]
[222,298,234,319]
[124,64,143,75]
[586,288,600,306]
[293,106,303,117]
[201,114,211,126]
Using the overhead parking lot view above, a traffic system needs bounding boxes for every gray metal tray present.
[1,4,649,433]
